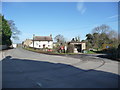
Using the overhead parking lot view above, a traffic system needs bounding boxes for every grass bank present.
[23,47,84,55]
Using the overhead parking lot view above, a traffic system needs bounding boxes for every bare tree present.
[54,34,65,43]
[107,30,118,39]
[99,24,109,33]
[92,24,110,34]
[7,20,21,40]
[89,24,118,49]
[71,36,80,42]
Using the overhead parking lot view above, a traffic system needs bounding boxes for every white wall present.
[29,41,53,49]
[82,43,86,50]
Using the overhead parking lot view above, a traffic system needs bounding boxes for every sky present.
[2,2,118,43]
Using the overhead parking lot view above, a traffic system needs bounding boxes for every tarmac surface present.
[1,47,120,88]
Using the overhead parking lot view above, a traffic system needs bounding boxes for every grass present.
[24,47,54,53]
[83,50,99,54]
[24,47,104,55]
[85,50,96,54]
[23,47,83,55]
[23,47,120,61]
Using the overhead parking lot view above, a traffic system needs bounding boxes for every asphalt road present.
[2,47,120,88]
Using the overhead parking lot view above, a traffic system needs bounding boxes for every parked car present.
[47,49,53,52]
[12,44,17,48]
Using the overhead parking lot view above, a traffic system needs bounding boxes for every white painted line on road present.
[36,82,42,88]
[13,57,40,61]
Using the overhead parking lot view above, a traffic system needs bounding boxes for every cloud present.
[108,15,118,19]
[77,2,86,15]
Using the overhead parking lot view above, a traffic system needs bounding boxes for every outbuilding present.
[70,42,86,53]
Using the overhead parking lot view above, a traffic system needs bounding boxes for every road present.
[1,47,120,88]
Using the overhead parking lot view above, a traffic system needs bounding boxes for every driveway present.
[1,47,120,88]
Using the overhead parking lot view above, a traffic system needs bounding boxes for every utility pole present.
[33,34,35,48]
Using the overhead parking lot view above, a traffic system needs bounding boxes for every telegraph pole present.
[33,34,35,48]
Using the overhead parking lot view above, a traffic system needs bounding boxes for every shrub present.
[66,42,74,53]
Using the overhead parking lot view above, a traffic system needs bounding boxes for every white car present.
[12,44,17,48]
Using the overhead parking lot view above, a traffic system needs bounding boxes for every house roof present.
[33,36,53,41]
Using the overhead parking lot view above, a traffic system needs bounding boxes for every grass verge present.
[23,47,83,55]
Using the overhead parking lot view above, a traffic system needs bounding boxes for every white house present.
[29,35,53,49]
[23,39,32,48]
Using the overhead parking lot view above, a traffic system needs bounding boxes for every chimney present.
[50,34,52,37]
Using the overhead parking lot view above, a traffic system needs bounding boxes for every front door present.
[43,44,45,48]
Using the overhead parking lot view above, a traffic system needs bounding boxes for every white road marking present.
[36,82,42,88]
